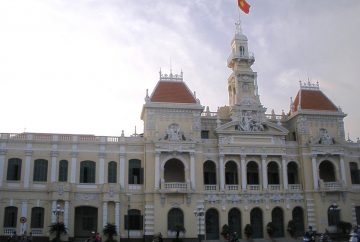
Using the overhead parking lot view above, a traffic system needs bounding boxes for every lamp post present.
[52,203,64,242]
[126,194,131,241]
[193,208,204,242]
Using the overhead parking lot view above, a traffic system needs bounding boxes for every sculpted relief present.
[163,123,186,141]
[236,111,266,132]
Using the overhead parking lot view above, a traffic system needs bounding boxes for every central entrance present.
[75,206,98,238]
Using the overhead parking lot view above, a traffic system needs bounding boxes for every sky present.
[1,0,360,139]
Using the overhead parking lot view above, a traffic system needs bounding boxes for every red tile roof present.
[150,81,197,103]
[293,89,338,112]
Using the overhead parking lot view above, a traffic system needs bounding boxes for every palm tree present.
[49,222,67,242]
[103,223,118,242]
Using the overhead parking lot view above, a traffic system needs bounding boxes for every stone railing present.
[204,185,217,191]
[268,184,281,191]
[30,229,43,236]
[3,227,16,236]
[321,181,343,191]
[163,182,188,192]
[288,184,302,191]
[247,184,260,191]
[225,184,239,191]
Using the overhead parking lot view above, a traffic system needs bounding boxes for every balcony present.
[227,52,255,67]
[288,184,302,191]
[320,181,343,191]
[204,185,217,191]
[3,228,16,236]
[225,184,239,191]
[31,229,44,236]
[247,184,260,191]
[161,182,188,193]
[268,184,281,191]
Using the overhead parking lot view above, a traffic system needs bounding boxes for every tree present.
[244,224,253,239]
[49,222,67,242]
[287,220,296,238]
[266,222,276,238]
[221,224,230,240]
[170,224,186,242]
[103,223,118,242]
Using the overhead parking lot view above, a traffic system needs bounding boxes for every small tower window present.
[240,46,245,56]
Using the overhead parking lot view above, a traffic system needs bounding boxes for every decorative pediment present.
[216,120,288,135]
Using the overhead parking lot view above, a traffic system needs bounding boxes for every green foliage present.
[266,222,276,237]
[287,220,296,238]
[220,224,230,239]
[49,222,67,242]
[169,224,186,239]
[337,221,352,234]
[103,223,117,242]
[244,224,253,239]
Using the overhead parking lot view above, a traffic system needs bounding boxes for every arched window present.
[80,160,96,183]
[31,207,44,228]
[125,209,143,230]
[205,208,219,240]
[7,158,22,181]
[267,162,279,184]
[4,206,17,228]
[108,161,117,183]
[164,159,184,183]
[203,161,216,185]
[328,205,340,226]
[58,160,68,182]
[271,207,284,237]
[287,162,299,184]
[247,161,259,184]
[250,208,263,238]
[33,159,48,182]
[228,208,241,238]
[167,208,184,231]
[239,46,245,56]
[292,207,305,237]
[356,206,360,225]
[319,160,336,182]
[225,161,238,184]
[129,159,143,184]
[350,162,360,184]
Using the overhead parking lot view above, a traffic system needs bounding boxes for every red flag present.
[238,0,250,14]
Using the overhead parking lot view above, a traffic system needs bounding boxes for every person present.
[158,233,163,242]
[95,232,102,242]
[86,231,96,242]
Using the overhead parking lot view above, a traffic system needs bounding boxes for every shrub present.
[287,220,296,238]
[244,224,253,239]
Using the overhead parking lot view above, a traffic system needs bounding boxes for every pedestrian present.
[95,232,102,242]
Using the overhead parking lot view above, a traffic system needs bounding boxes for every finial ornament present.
[235,20,243,34]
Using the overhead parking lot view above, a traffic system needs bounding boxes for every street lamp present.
[193,208,205,242]
[52,203,64,242]
[126,194,131,241]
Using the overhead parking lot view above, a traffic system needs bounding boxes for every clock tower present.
[227,21,267,128]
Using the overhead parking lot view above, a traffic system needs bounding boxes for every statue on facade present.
[164,123,186,141]
[319,128,334,145]
[238,111,265,131]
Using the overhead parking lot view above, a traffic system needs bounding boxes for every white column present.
[241,155,247,191]
[103,202,108,227]
[340,155,346,185]
[0,150,6,187]
[219,155,225,191]
[312,154,318,190]
[119,154,125,189]
[70,153,77,183]
[99,155,105,184]
[282,156,288,190]
[64,201,69,228]
[262,155,268,190]
[50,151,58,182]
[154,152,160,190]
[115,202,120,236]
[190,152,196,190]
[24,151,33,188]
[21,201,28,234]
[51,201,57,223]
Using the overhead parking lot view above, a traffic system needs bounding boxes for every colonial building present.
[1,22,360,241]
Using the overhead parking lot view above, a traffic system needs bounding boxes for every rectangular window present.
[7,159,22,181]
[59,160,68,182]
[33,160,48,182]
[201,130,209,139]
[31,207,44,228]
[124,215,143,230]
[128,160,143,184]
[4,207,17,227]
